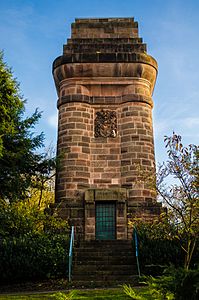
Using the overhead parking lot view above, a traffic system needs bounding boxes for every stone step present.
[75,256,135,264]
[75,257,135,264]
[75,246,135,254]
[73,270,136,277]
[79,240,133,245]
[72,240,137,283]
[72,274,138,282]
[75,250,134,257]
[74,264,136,273]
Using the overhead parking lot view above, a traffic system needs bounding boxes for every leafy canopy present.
[132,133,199,270]
[0,51,55,201]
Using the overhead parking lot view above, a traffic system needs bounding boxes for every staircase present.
[72,240,138,287]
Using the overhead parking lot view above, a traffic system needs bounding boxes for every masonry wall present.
[53,18,162,240]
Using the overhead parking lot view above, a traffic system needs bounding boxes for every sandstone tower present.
[53,18,162,241]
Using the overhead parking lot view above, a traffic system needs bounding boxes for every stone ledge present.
[85,188,127,202]
[57,94,153,108]
[53,52,157,70]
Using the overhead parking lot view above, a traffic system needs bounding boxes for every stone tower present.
[53,18,162,241]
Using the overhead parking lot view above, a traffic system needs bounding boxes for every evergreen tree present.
[0,51,54,201]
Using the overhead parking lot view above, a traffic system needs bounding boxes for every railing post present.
[68,226,74,282]
[133,226,141,277]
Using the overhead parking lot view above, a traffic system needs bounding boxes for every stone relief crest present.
[94,110,117,138]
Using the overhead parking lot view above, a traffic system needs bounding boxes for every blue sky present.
[0,0,199,163]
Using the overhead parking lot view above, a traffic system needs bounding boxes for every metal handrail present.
[68,225,75,282]
[133,226,141,277]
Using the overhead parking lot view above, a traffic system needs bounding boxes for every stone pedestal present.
[53,18,162,240]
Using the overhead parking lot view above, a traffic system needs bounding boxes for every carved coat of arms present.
[94,110,117,138]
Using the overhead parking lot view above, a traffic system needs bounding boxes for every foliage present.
[0,194,69,283]
[51,291,77,300]
[157,134,199,269]
[0,288,130,299]
[134,133,199,270]
[0,233,69,283]
[0,192,67,237]
[123,280,174,300]
[164,267,199,300]
[130,216,184,275]
[0,51,56,202]
[123,267,199,300]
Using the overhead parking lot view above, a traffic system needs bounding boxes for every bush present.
[131,216,198,275]
[0,233,69,284]
[132,221,184,275]
[137,235,184,275]
[123,267,199,300]
[165,267,199,300]
[0,198,70,284]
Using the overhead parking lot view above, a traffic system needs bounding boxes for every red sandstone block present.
[82,136,90,143]
[121,160,131,166]
[126,111,139,117]
[129,145,142,152]
[75,123,87,130]
[70,146,82,152]
[137,129,147,135]
[107,161,120,167]
[101,173,118,179]
[68,117,84,122]
[135,123,144,129]
[82,147,90,154]
[137,153,149,159]
[142,190,153,197]
[91,161,107,167]
[121,152,137,159]
[141,134,153,140]
[91,148,109,154]
[68,129,84,135]
[76,171,90,177]
[90,173,101,179]
[74,159,87,166]
[73,111,82,117]
[64,106,77,111]
[121,136,131,143]
[77,153,89,159]
[121,123,135,130]
[131,158,142,164]
[94,179,111,184]
[121,129,137,136]
[110,148,120,154]
[93,167,106,172]
[72,177,89,183]
[121,165,130,172]
[78,142,89,147]
[65,183,77,189]
[67,153,79,159]
[142,159,153,166]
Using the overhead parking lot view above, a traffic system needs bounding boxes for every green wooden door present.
[95,202,116,240]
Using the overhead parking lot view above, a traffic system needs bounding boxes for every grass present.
[0,288,131,299]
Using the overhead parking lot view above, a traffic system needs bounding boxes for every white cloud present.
[182,117,199,128]
[47,113,58,128]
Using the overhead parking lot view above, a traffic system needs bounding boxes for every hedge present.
[0,233,69,284]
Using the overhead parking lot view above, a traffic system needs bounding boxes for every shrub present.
[0,233,69,284]
[132,220,184,275]
[0,199,70,284]
[123,267,199,300]
[164,267,199,300]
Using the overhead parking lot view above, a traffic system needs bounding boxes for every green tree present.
[136,133,199,270]
[0,51,55,201]
[157,134,199,269]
